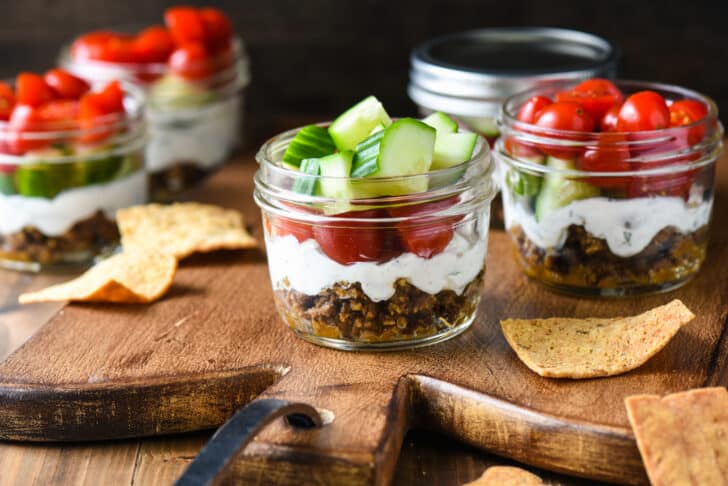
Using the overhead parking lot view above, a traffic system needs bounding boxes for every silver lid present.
[409,27,619,117]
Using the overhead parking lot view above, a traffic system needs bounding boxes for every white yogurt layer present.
[503,193,713,257]
[0,170,147,236]
[266,232,488,302]
[146,94,242,172]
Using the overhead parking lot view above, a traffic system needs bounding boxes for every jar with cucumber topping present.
[0,70,146,271]
[496,79,723,296]
[255,97,497,350]
[59,6,249,201]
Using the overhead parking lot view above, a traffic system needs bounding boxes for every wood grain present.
[0,147,725,485]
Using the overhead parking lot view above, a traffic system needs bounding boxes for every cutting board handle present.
[174,398,322,486]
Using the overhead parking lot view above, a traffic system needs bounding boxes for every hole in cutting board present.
[286,407,335,429]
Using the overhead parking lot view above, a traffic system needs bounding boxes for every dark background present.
[1,0,726,135]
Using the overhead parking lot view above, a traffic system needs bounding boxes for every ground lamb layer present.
[274,272,484,343]
[0,210,119,266]
[511,224,708,290]
[150,162,217,201]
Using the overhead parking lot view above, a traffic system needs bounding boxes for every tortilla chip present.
[19,252,177,304]
[500,300,694,379]
[625,387,728,485]
[117,203,257,259]
[462,466,543,485]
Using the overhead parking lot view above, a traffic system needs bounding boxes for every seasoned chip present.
[117,203,257,259]
[19,252,177,304]
[625,387,728,485]
[462,466,543,485]
[500,300,694,379]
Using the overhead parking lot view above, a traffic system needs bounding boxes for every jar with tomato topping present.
[0,74,146,272]
[59,6,249,201]
[254,123,497,350]
[496,80,723,296]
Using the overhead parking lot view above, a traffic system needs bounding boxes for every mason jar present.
[496,80,723,296]
[254,124,497,350]
[0,82,146,272]
[60,36,249,201]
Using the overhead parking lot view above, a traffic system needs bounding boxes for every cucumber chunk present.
[351,130,384,178]
[292,158,321,195]
[431,132,478,170]
[328,96,392,151]
[318,151,355,199]
[282,125,336,168]
[535,157,600,221]
[0,173,15,195]
[422,112,458,133]
[148,74,216,109]
[459,115,500,138]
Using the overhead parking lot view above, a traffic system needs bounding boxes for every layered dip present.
[255,97,497,350]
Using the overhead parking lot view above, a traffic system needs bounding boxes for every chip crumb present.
[625,387,728,486]
[117,202,257,259]
[19,252,177,304]
[462,466,543,485]
[500,300,694,379]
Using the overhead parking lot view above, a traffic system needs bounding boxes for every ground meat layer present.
[274,272,484,343]
[150,162,217,201]
[0,211,119,267]
[511,224,708,292]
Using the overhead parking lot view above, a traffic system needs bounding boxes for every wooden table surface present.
[1,133,725,486]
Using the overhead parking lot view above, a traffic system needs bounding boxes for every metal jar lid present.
[409,27,619,117]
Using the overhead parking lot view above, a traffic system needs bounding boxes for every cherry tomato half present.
[16,73,55,107]
[533,102,595,159]
[669,99,709,145]
[556,78,623,123]
[388,196,460,259]
[77,81,125,144]
[617,91,670,131]
[600,105,621,132]
[71,31,118,61]
[168,42,214,80]
[0,82,16,120]
[313,209,390,265]
[165,6,206,46]
[577,133,630,190]
[5,101,76,154]
[200,7,233,52]
[517,96,553,124]
[44,69,90,100]
[132,26,176,63]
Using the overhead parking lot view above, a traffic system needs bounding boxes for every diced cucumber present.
[292,158,320,195]
[328,96,392,151]
[370,123,386,135]
[535,157,600,221]
[282,125,336,168]
[505,154,545,198]
[431,132,478,170]
[318,151,355,199]
[351,130,384,178]
[0,173,15,195]
[459,115,500,138]
[148,74,216,109]
[14,163,80,198]
[422,112,458,133]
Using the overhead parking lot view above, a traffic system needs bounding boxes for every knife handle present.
[174,398,322,486]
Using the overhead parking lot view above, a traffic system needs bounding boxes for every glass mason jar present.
[254,124,497,350]
[60,36,250,201]
[0,82,146,272]
[496,80,723,297]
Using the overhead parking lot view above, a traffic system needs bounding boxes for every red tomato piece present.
[669,99,709,145]
[388,197,460,259]
[165,6,206,46]
[77,81,125,144]
[273,216,313,242]
[6,105,49,153]
[44,69,90,100]
[600,105,621,132]
[577,133,630,189]
[0,82,16,120]
[133,26,176,63]
[313,209,387,265]
[168,42,214,80]
[533,101,595,159]
[617,91,670,131]
[97,80,125,113]
[516,95,552,124]
[16,73,55,107]
[627,164,695,199]
[556,78,623,123]
[71,31,118,61]
[200,7,233,52]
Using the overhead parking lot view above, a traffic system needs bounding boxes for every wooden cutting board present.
[0,155,726,486]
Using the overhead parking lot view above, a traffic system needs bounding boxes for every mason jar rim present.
[254,121,498,223]
[0,80,146,165]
